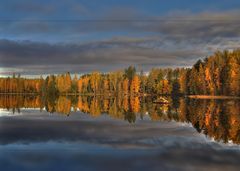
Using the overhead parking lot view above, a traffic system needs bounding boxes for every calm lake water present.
[0,95,240,171]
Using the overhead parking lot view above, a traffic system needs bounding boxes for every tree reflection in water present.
[0,95,239,144]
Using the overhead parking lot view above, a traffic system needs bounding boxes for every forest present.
[0,49,239,96]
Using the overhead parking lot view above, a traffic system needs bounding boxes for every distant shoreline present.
[188,95,240,99]
[0,93,240,100]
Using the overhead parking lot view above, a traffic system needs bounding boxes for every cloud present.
[1,9,240,40]
[0,6,240,74]
[0,0,90,22]
[0,37,208,74]
[7,2,55,14]
[1,32,240,75]
[0,0,57,16]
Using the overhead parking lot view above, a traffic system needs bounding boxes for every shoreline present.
[0,93,239,100]
[188,95,240,100]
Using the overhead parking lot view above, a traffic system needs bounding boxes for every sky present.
[0,0,240,76]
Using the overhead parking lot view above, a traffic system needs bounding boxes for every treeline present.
[188,50,240,96]
[0,49,239,96]
[0,74,43,94]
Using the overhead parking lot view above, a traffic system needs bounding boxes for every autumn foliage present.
[0,49,239,96]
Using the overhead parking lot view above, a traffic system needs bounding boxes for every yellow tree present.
[89,98,101,117]
[123,95,129,111]
[123,78,129,95]
[90,72,101,94]
[130,75,140,94]
[71,74,78,93]
[56,74,65,93]
[65,72,72,93]
[103,77,110,93]
[56,73,71,93]
[56,96,72,115]
[205,67,215,95]
[157,79,171,94]
[179,69,187,94]
[77,79,83,93]
[130,96,140,113]
[228,55,240,96]
[82,77,90,94]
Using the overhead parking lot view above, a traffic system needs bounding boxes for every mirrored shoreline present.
[0,95,239,145]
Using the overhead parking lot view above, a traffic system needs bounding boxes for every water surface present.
[0,95,239,171]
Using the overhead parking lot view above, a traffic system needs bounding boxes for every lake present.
[0,95,240,171]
